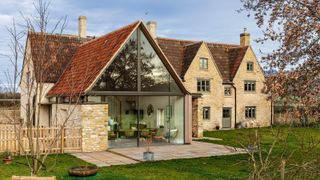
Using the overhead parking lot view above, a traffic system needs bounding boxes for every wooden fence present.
[0,125,82,154]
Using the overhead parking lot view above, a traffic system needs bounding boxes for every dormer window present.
[247,62,254,71]
[200,58,208,69]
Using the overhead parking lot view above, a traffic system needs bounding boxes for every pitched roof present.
[28,33,88,83]
[157,37,249,82]
[47,21,140,96]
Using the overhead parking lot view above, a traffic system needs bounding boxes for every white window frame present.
[200,57,208,70]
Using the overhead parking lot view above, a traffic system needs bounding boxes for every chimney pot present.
[146,21,157,38]
[240,29,250,46]
[78,16,87,38]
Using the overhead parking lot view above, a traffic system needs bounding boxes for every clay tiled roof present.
[28,33,89,83]
[182,42,203,77]
[47,21,140,96]
[157,38,194,77]
[157,37,248,82]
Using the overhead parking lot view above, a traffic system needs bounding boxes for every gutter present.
[231,84,237,128]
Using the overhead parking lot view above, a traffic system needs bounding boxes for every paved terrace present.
[72,141,245,167]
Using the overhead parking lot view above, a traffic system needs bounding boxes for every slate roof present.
[157,37,249,82]
[28,32,89,83]
[47,21,140,96]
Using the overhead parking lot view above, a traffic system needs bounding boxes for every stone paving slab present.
[72,151,138,167]
[72,141,245,167]
[109,141,245,162]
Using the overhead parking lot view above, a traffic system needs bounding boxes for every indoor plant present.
[2,150,13,165]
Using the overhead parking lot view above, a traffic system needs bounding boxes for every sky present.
[0,0,274,88]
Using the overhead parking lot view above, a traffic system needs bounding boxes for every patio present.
[72,141,245,167]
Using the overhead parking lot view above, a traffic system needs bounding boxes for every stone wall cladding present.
[184,44,271,131]
[233,47,271,127]
[81,104,108,152]
[183,43,224,131]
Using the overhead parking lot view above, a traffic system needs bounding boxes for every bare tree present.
[1,0,88,176]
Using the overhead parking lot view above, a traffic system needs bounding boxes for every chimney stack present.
[78,16,87,38]
[240,28,250,46]
[146,21,157,38]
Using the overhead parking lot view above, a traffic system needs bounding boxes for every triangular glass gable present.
[92,27,181,93]
[93,30,138,91]
[140,28,180,92]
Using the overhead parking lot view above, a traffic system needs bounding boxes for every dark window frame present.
[244,80,256,92]
[245,106,256,119]
[197,79,210,92]
[224,87,231,96]
[247,61,254,71]
[203,106,211,120]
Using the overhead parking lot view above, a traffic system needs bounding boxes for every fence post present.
[60,126,64,154]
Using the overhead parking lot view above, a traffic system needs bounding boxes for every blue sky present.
[0,0,274,88]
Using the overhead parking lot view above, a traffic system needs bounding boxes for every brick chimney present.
[240,28,250,46]
[146,21,157,38]
[78,16,87,38]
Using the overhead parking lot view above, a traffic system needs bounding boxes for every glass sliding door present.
[107,96,139,148]
[138,96,170,146]
[107,95,184,148]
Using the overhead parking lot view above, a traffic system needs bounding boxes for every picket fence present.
[0,125,82,154]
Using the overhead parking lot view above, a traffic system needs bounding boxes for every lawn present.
[1,126,319,179]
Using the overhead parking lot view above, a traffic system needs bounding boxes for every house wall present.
[51,103,81,127]
[20,39,36,124]
[222,84,236,128]
[183,45,270,132]
[233,47,271,127]
[80,104,108,152]
[20,38,55,127]
[183,43,224,131]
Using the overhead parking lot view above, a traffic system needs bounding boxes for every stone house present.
[20,17,271,152]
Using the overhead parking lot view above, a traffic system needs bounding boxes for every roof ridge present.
[157,36,240,47]
[28,31,88,39]
[80,20,141,47]
[184,41,203,47]
[157,37,195,43]
[206,42,240,47]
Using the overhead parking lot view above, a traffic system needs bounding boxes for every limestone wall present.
[80,104,108,152]
[183,43,224,131]
[233,47,271,127]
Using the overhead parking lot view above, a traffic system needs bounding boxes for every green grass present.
[0,154,249,180]
[1,126,319,179]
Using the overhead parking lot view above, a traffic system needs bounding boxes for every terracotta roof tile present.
[157,37,248,82]
[28,33,89,83]
[47,21,140,96]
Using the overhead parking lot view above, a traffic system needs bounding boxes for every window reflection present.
[93,30,138,91]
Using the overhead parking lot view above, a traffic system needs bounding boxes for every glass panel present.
[138,96,170,145]
[140,30,180,92]
[169,96,184,144]
[108,96,139,148]
[93,30,138,91]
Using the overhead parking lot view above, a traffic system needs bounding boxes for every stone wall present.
[233,47,271,127]
[80,104,108,152]
[183,43,224,131]
[192,97,203,137]
[183,44,271,131]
